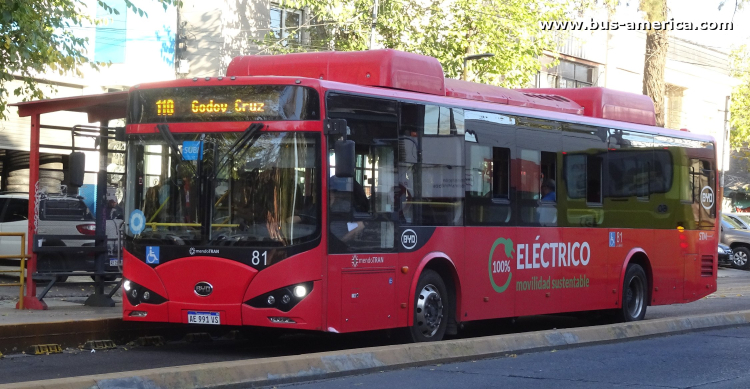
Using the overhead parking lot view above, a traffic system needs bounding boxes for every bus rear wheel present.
[409,269,448,342]
[617,264,648,322]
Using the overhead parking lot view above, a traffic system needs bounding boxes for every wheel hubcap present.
[734,252,747,267]
[415,284,443,338]
[625,276,644,319]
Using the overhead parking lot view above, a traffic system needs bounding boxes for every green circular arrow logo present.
[488,238,513,293]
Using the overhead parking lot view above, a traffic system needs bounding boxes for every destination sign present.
[128,85,320,124]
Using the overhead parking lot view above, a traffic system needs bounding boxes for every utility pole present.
[370,0,379,49]
[721,95,730,188]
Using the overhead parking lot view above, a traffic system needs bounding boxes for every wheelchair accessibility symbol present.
[130,209,145,235]
[146,246,160,264]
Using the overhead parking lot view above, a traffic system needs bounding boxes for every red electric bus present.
[121,49,718,342]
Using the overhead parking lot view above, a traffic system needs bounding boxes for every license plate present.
[109,259,122,267]
[187,311,220,325]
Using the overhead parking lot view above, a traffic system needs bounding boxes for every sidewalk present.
[0,273,122,325]
[0,299,121,326]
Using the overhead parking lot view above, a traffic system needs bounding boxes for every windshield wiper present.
[155,123,197,180]
[213,122,264,178]
[156,124,182,158]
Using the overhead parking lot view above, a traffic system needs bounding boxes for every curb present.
[4,310,750,389]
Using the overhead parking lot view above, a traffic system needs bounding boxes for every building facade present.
[3,0,176,191]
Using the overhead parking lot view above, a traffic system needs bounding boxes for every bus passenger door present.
[558,124,609,311]
[461,111,517,321]
[326,93,400,333]
[513,121,564,316]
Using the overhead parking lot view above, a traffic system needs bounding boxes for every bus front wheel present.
[618,264,648,322]
[409,269,448,342]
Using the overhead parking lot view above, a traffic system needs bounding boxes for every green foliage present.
[0,0,180,121]
[730,45,750,151]
[257,0,569,88]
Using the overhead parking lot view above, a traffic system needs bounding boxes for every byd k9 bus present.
[120,50,718,342]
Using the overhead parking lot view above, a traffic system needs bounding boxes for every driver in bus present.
[329,176,368,244]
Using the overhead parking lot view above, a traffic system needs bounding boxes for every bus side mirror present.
[334,140,355,178]
[115,127,126,142]
[69,152,85,187]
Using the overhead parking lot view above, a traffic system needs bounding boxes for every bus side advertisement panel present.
[515,227,609,316]
[463,227,515,321]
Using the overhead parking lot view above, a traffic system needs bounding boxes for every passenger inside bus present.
[537,178,557,226]
[541,179,556,202]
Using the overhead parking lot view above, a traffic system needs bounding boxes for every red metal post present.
[18,113,47,310]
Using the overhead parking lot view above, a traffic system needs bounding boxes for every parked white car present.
[0,193,121,280]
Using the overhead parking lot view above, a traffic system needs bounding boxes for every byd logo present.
[700,186,714,210]
[194,282,213,297]
[401,229,417,250]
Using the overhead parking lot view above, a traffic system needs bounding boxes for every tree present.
[0,0,179,120]
[640,0,668,127]
[730,45,750,151]
[259,0,569,88]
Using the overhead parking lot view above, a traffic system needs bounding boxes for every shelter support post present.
[85,120,115,307]
[20,113,47,310]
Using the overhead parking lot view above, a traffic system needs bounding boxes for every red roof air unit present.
[518,87,656,126]
[227,49,446,96]
[445,79,584,115]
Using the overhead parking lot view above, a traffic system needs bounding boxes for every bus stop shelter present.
[11,92,128,309]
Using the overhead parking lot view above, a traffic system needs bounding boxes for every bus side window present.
[516,120,561,226]
[400,103,464,227]
[586,154,603,204]
[463,117,514,226]
[691,158,716,227]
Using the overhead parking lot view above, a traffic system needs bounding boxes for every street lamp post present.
[462,53,495,81]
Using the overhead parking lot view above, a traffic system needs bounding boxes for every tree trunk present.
[643,29,668,127]
[641,0,668,127]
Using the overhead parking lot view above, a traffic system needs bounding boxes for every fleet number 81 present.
[252,250,268,266]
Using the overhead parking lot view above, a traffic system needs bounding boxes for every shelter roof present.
[10,92,128,123]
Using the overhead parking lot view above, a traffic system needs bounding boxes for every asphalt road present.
[0,267,748,385]
[278,325,750,389]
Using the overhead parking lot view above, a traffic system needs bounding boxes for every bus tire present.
[617,264,648,322]
[732,247,750,270]
[409,269,448,342]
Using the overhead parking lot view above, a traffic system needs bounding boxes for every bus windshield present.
[125,131,320,247]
